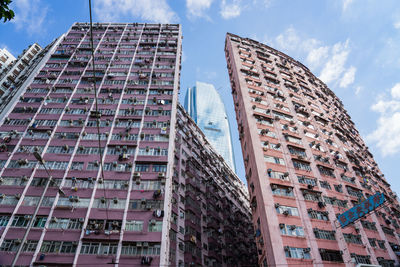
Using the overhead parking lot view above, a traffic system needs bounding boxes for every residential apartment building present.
[225,32,400,267]
[0,44,42,96]
[184,81,236,172]
[0,48,16,72]
[0,23,256,267]
[172,104,256,266]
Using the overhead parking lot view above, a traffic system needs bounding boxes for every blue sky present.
[1,0,400,195]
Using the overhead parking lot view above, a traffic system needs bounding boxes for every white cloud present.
[319,40,353,85]
[306,46,329,69]
[367,113,400,156]
[220,0,242,19]
[391,83,400,99]
[267,27,356,88]
[339,66,356,88]
[186,0,213,19]
[11,0,49,34]
[275,26,301,51]
[394,20,400,29]
[367,83,400,156]
[342,0,354,12]
[94,0,178,23]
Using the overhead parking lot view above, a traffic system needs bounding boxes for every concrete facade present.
[225,32,400,267]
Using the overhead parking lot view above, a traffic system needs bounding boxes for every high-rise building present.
[0,43,46,116]
[0,23,255,267]
[0,48,16,72]
[0,44,42,96]
[172,104,257,266]
[225,32,400,267]
[184,82,236,172]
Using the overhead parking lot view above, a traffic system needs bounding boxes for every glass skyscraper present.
[184,81,236,172]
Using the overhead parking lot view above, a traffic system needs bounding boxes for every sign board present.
[338,192,385,228]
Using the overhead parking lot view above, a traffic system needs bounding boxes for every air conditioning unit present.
[283,210,289,216]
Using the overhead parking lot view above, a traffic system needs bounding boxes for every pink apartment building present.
[0,23,257,267]
[225,32,400,267]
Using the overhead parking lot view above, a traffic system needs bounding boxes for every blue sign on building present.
[338,192,385,228]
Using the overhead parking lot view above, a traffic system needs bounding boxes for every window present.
[267,170,289,180]
[334,184,343,193]
[280,224,304,237]
[361,220,377,231]
[264,156,285,165]
[46,146,74,154]
[0,195,19,206]
[293,160,311,171]
[38,161,69,170]
[135,164,149,172]
[276,205,299,216]
[132,180,161,191]
[152,164,167,172]
[121,242,161,256]
[129,199,163,210]
[93,198,126,209]
[318,165,335,178]
[80,242,117,255]
[0,215,10,226]
[297,176,316,186]
[319,180,331,190]
[285,247,310,259]
[377,240,386,249]
[319,249,343,262]
[351,253,371,264]
[308,209,329,221]
[125,220,143,231]
[0,239,38,252]
[138,148,168,156]
[314,228,336,240]
[302,191,322,202]
[40,241,77,254]
[271,185,294,197]
[323,196,347,208]
[48,218,83,230]
[343,233,363,245]
[148,221,163,232]
[286,135,302,145]
[288,146,306,157]
[368,238,377,248]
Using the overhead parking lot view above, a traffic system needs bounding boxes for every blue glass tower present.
[184,81,236,172]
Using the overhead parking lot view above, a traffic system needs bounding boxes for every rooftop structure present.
[225,32,400,267]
